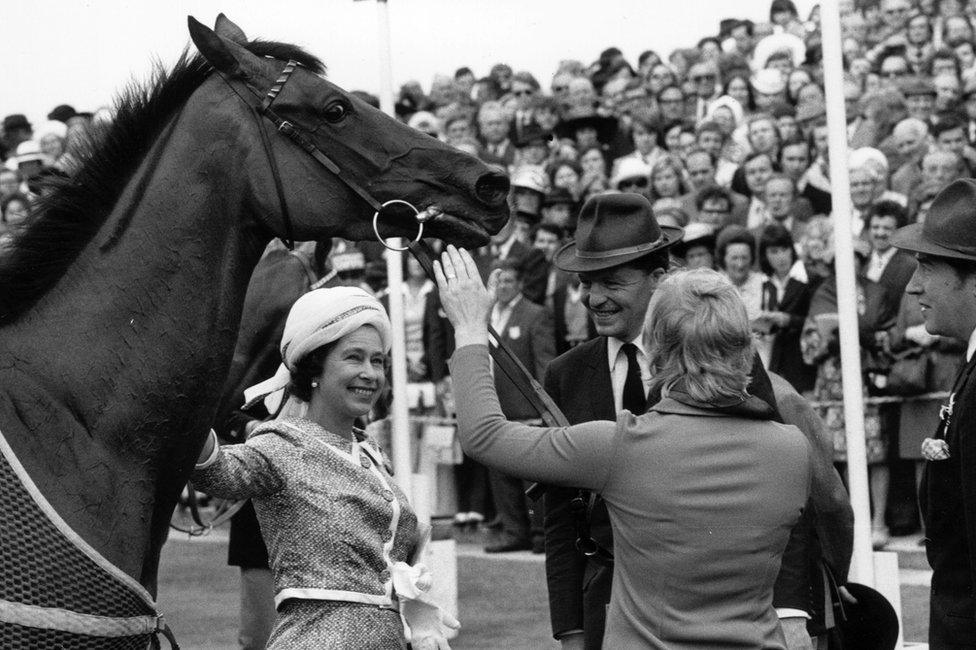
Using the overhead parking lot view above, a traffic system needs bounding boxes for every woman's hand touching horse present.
[433,245,497,348]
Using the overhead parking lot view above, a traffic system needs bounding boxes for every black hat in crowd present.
[554,193,682,273]
[47,104,78,123]
[514,122,551,148]
[670,222,717,259]
[892,178,976,261]
[3,114,31,132]
[553,106,619,144]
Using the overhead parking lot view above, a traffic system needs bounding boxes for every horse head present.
[188,15,510,248]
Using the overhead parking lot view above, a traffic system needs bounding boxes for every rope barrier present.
[371,392,952,429]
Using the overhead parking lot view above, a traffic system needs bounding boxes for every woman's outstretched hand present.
[433,245,497,348]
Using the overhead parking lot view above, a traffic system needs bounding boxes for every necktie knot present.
[622,343,639,364]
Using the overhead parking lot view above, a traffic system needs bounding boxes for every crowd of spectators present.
[4,0,973,551]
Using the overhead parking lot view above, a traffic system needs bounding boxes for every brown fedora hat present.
[891,178,976,261]
[553,192,683,273]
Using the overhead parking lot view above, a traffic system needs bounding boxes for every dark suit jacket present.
[494,297,555,420]
[874,249,917,311]
[551,281,597,356]
[479,139,516,168]
[921,352,976,641]
[766,277,817,394]
[471,241,548,306]
[542,338,616,639]
[379,288,446,383]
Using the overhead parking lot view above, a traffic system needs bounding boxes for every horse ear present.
[214,14,248,45]
[188,16,261,79]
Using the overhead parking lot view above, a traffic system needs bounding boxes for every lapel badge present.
[508,325,521,340]
[939,392,956,427]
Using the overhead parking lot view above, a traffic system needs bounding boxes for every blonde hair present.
[645,269,753,403]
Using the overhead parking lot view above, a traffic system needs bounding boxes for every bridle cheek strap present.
[217,59,385,250]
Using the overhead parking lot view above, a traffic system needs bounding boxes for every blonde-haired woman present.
[436,250,814,649]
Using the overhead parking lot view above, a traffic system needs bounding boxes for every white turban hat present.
[243,286,392,414]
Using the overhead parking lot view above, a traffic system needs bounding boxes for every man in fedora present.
[542,192,680,650]
[892,178,976,646]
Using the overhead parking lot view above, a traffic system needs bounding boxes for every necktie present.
[622,343,646,414]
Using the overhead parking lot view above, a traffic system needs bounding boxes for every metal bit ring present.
[372,199,424,252]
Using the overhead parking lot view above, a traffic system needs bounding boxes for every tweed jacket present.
[452,344,812,648]
[193,417,419,609]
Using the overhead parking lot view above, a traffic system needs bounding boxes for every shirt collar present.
[607,332,647,372]
[494,293,521,313]
[871,247,897,265]
[788,259,808,283]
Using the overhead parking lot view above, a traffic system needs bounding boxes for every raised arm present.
[437,245,617,490]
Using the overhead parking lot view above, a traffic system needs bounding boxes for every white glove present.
[393,562,460,649]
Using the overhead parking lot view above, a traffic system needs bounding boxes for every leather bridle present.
[215,58,425,250]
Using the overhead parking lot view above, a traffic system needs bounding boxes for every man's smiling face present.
[579,263,663,341]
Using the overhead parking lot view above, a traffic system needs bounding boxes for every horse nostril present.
[475,172,511,207]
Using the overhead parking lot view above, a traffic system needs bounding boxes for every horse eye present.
[323,102,348,123]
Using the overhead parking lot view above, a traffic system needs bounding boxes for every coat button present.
[379,568,391,582]
[360,455,371,469]
[381,489,395,502]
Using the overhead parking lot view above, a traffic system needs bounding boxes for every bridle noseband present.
[216,58,424,250]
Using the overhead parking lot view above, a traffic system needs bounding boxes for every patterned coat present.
[192,417,419,649]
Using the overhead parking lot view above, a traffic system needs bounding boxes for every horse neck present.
[1,109,269,589]
[21,116,266,429]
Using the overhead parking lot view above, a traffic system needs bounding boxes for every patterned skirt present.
[812,357,887,465]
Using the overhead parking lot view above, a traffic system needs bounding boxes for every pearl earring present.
[311,381,319,388]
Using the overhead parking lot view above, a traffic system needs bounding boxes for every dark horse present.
[0,14,507,645]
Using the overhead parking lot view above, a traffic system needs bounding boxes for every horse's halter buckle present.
[216,57,430,252]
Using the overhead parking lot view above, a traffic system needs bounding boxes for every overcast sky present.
[6,0,818,127]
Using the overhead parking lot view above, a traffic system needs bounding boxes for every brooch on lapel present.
[507,326,521,340]
[939,392,956,429]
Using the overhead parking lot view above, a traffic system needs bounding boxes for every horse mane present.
[0,40,324,323]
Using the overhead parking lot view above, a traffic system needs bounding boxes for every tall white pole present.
[375,0,412,499]
[821,0,874,586]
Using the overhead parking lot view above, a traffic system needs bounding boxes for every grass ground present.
[157,532,929,649]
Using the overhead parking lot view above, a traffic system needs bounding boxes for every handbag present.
[886,348,930,395]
